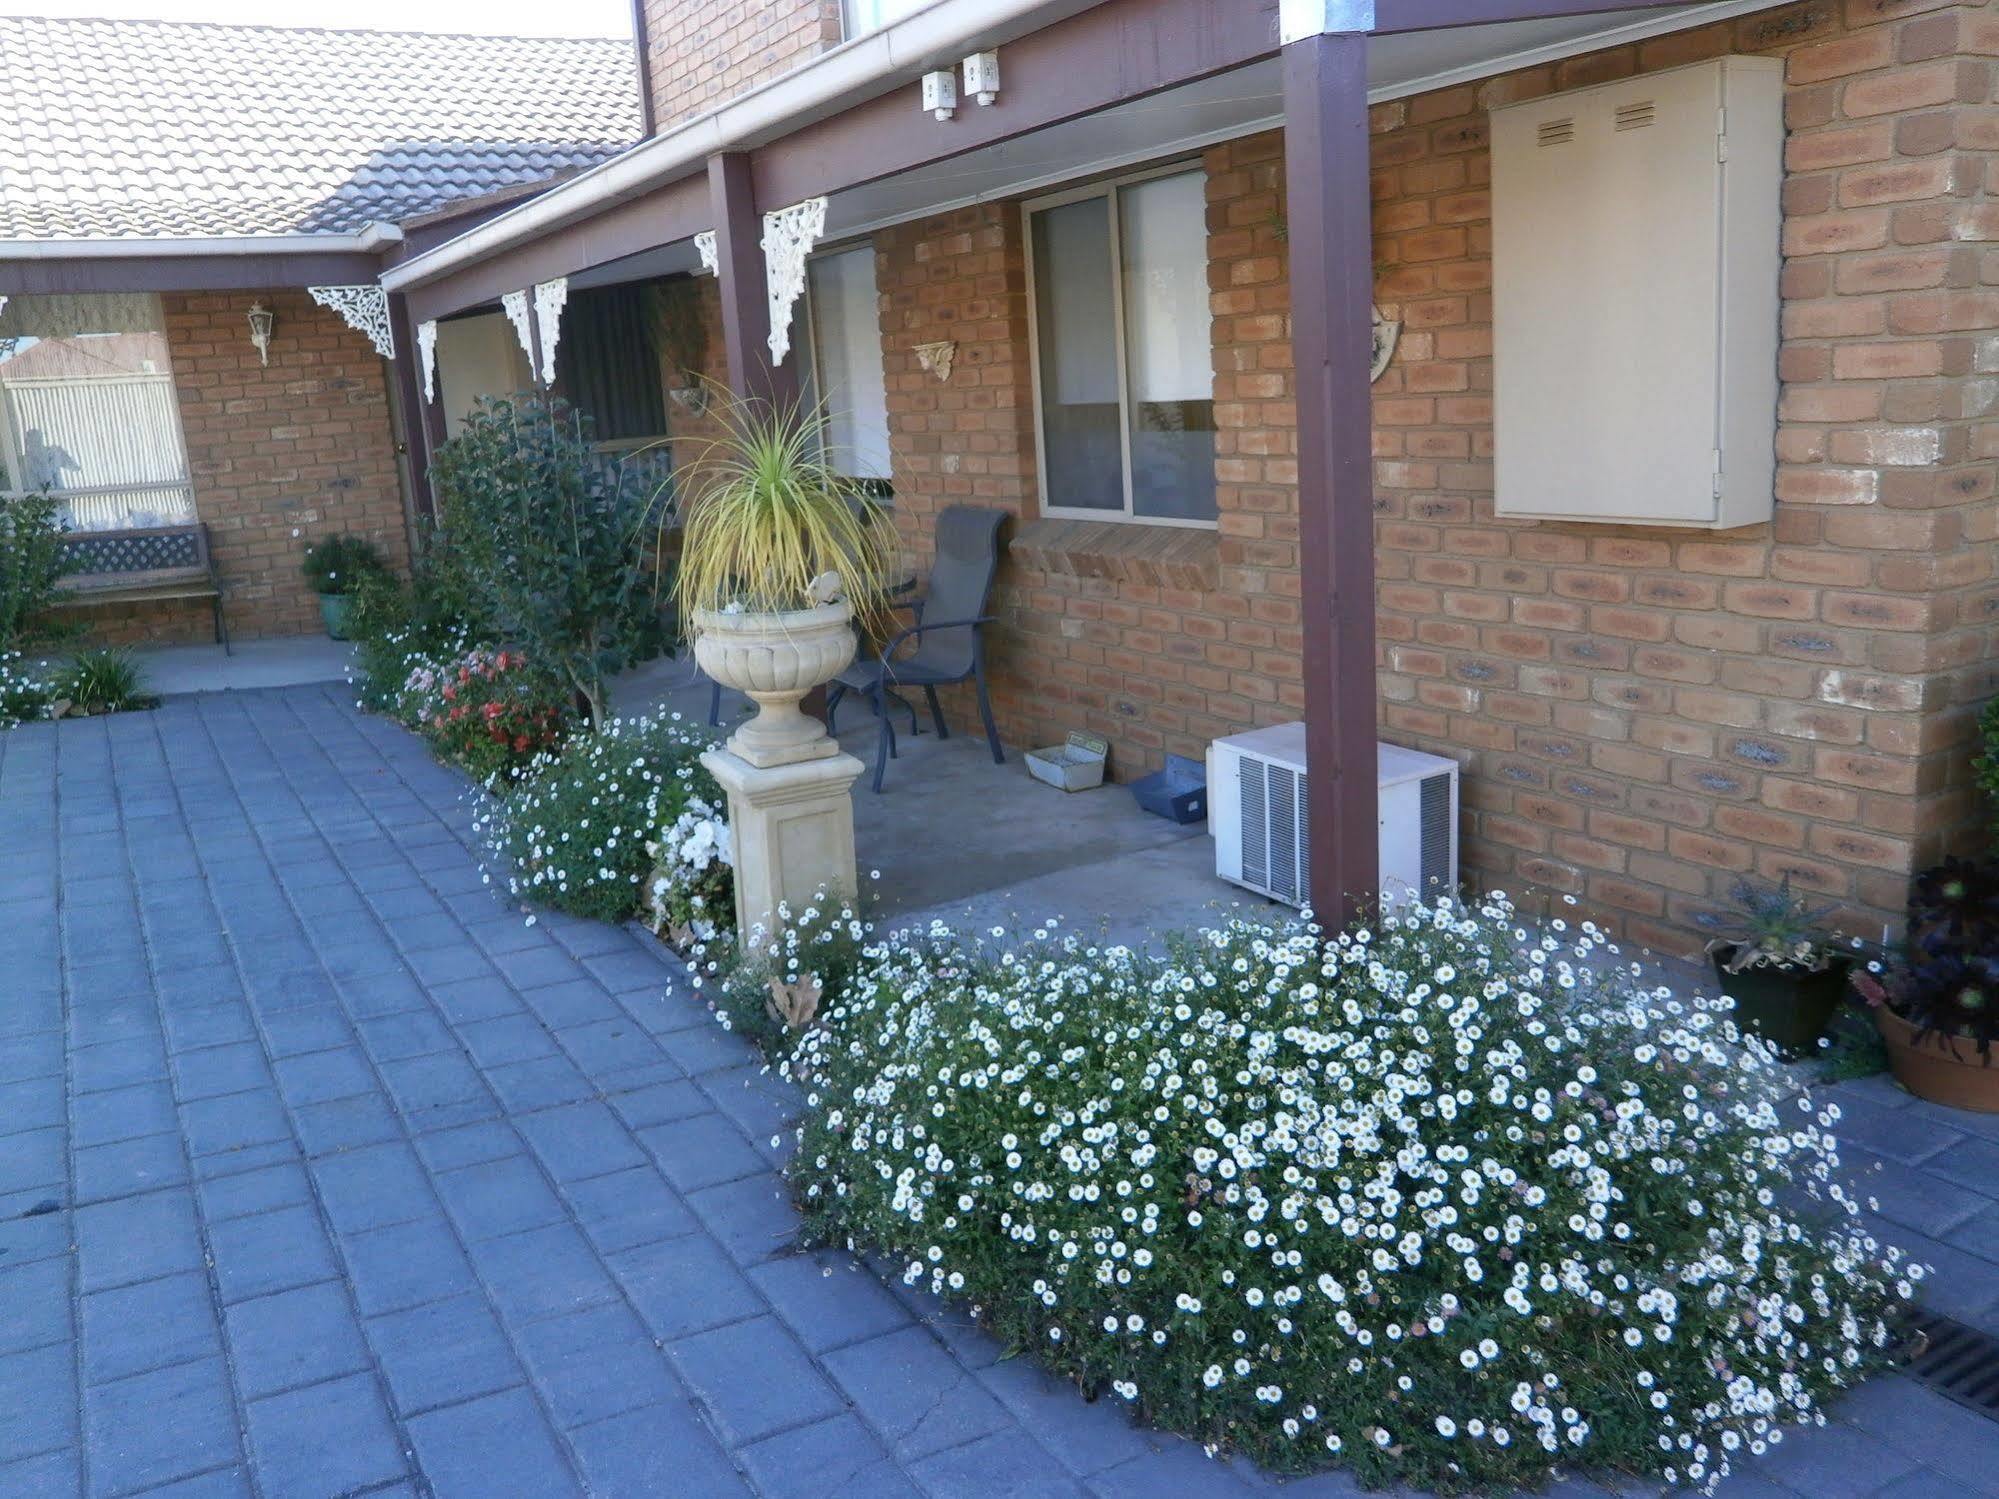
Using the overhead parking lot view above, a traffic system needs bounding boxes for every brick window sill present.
[1008,517,1219,591]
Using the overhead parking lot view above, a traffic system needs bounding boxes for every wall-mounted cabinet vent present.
[1491,57,1783,529]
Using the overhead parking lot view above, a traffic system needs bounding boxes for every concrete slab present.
[611,650,1250,941]
[122,636,355,696]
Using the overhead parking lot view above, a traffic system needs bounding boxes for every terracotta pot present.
[1711,947,1850,1058]
[693,602,855,768]
[1875,1004,1999,1114]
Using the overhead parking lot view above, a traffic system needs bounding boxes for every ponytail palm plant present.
[672,391,897,632]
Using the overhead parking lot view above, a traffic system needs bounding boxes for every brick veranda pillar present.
[707,151,800,412]
[1281,7,1380,926]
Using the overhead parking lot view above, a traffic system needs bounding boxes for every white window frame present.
[0,292,198,530]
[1023,160,1215,531]
[800,237,893,493]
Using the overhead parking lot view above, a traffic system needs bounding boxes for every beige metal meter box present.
[1490,57,1783,529]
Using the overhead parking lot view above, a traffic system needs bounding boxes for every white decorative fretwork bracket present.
[533,278,569,385]
[307,285,395,359]
[417,320,439,404]
[761,197,827,365]
[501,289,534,368]
[1370,305,1400,384]
[694,230,719,276]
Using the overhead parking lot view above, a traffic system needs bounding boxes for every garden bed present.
[631,889,1921,1496]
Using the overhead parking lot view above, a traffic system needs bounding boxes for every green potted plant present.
[301,534,386,640]
[1854,857,1999,1112]
[1706,877,1854,1056]
[672,392,896,767]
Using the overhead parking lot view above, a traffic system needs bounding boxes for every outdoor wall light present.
[961,51,999,106]
[246,302,275,366]
[921,69,957,121]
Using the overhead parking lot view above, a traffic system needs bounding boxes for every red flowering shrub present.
[408,647,572,784]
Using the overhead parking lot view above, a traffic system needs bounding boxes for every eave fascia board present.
[383,0,1785,295]
[1280,0,1375,42]
[818,0,1783,240]
[0,227,401,260]
[380,0,1093,293]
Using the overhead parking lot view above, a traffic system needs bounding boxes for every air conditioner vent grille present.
[1537,117,1576,146]
[1238,758,1268,891]
[1268,763,1301,905]
[1614,100,1657,131]
[1419,772,1453,893]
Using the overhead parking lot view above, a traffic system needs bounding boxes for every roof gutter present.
[2,224,404,259]
[380,0,1094,293]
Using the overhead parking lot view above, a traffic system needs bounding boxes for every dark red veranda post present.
[1280,6,1380,928]
[706,151,801,414]
[384,289,437,522]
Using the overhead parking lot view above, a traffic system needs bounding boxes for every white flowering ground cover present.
[781,894,1922,1494]
[348,622,472,723]
[473,712,719,924]
[645,794,734,943]
[0,650,54,728]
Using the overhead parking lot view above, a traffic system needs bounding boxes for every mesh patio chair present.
[826,504,1007,793]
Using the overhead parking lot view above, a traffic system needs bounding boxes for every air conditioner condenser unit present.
[1207,724,1459,909]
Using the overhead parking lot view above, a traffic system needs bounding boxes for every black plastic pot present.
[1710,947,1852,1057]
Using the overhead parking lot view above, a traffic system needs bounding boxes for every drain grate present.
[1903,1311,1999,1422]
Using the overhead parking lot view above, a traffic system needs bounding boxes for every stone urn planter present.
[1875,1004,1999,1113]
[692,601,856,768]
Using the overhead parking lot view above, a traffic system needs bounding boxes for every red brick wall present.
[1359,0,1997,948]
[868,0,1997,953]
[76,291,410,644]
[638,0,841,129]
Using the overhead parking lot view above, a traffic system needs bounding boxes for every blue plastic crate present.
[1130,753,1206,824]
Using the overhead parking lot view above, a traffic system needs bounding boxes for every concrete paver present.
[0,685,1994,1498]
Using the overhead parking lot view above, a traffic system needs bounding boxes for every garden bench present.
[52,522,228,651]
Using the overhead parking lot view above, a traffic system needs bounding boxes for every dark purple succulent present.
[1910,857,1999,947]
[1876,858,1999,1061]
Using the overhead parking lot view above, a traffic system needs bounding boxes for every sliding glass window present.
[1026,165,1216,525]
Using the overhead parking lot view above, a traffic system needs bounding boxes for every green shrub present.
[0,650,54,728]
[430,394,666,726]
[54,646,149,714]
[345,570,472,719]
[1976,695,1999,840]
[407,517,500,643]
[0,491,73,649]
[473,712,718,923]
[786,895,1917,1494]
[301,533,387,596]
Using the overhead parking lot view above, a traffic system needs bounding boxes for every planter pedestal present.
[702,744,863,948]
[691,601,862,944]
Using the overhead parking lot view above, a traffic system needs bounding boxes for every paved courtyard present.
[2,685,1998,1499]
